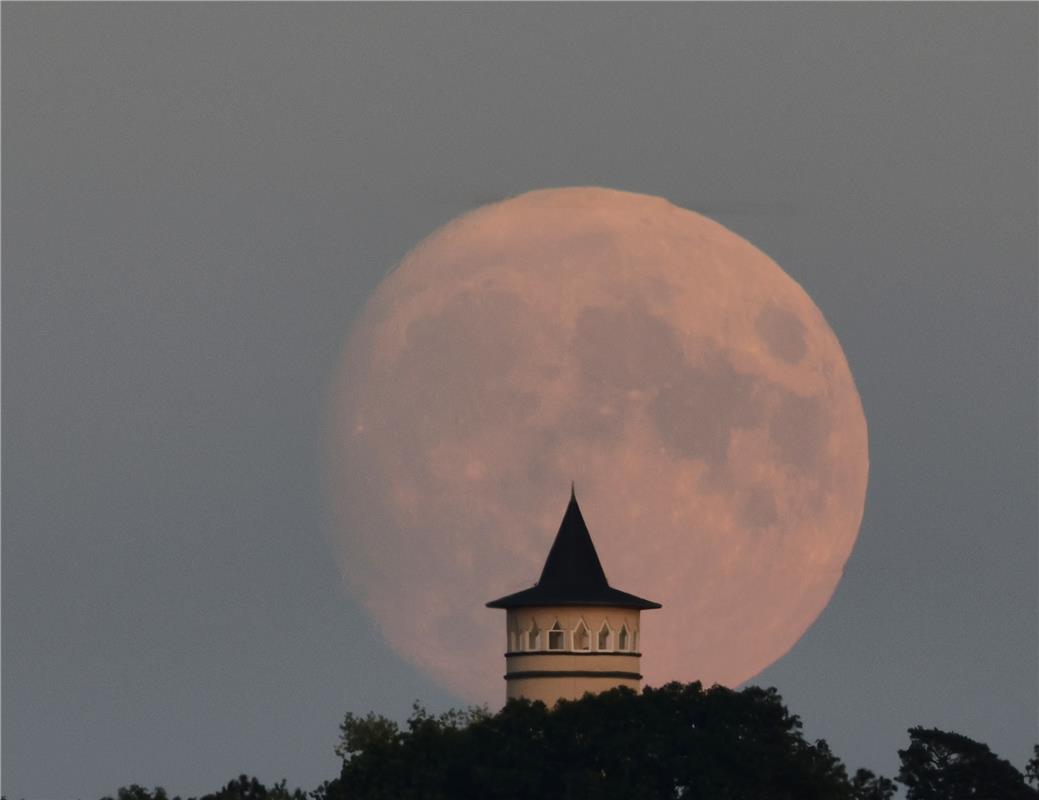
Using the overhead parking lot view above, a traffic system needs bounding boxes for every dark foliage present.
[98,775,308,800]
[896,726,1037,800]
[324,682,866,800]
[849,769,896,800]
[93,684,1037,800]
[99,787,174,800]
[197,775,308,800]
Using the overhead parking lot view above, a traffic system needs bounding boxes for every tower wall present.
[503,605,643,705]
[506,673,641,705]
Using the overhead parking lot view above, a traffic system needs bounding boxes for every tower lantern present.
[486,486,662,705]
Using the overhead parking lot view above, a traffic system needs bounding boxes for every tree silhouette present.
[196,775,307,800]
[1027,744,1039,787]
[849,768,896,800]
[98,776,306,800]
[325,682,869,799]
[896,727,1037,800]
[101,786,174,800]
[91,686,1037,800]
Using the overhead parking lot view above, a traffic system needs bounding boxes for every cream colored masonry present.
[503,606,644,705]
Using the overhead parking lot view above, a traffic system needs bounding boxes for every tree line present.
[10,682,1037,800]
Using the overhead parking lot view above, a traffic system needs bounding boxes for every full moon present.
[329,187,868,705]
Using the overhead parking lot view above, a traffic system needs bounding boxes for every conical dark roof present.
[486,487,661,610]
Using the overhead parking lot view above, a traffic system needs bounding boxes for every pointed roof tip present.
[537,492,605,590]
[485,483,662,611]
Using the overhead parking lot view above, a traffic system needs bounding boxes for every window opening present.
[597,621,611,651]
[527,621,541,651]
[618,624,630,651]
[548,621,565,651]
[573,620,590,651]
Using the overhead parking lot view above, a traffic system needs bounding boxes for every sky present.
[3,4,1036,799]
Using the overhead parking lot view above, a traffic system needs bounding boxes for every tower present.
[486,487,662,705]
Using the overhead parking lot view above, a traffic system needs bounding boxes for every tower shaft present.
[503,606,643,704]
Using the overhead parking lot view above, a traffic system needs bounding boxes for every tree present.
[1027,744,1039,787]
[99,777,305,800]
[99,786,175,800]
[326,681,884,800]
[850,768,896,800]
[196,775,307,800]
[896,726,1037,800]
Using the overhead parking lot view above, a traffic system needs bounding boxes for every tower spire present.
[486,487,661,610]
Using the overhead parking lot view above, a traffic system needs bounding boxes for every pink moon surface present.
[328,187,869,705]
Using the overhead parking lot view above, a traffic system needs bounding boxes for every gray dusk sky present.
[3,4,1037,798]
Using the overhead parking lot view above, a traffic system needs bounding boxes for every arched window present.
[573,620,590,651]
[548,621,565,651]
[527,621,541,651]
[597,621,612,651]
[618,624,630,652]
